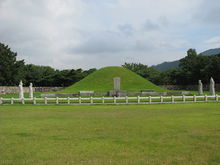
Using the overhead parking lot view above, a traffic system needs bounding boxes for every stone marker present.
[79,91,94,97]
[113,77,120,91]
[19,80,24,99]
[210,77,215,96]
[109,90,127,97]
[181,91,190,95]
[29,83,33,98]
[41,93,56,97]
[198,80,203,95]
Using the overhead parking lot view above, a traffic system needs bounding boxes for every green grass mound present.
[60,66,165,93]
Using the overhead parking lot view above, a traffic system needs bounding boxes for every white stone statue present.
[210,77,215,96]
[198,80,203,95]
[29,83,33,98]
[19,80,24,99]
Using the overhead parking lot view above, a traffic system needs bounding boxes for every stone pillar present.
[113,77,120,91]
[210,77,215,96]
[198,80,203,95]
[29,83,33,98]
[19,80,24,99]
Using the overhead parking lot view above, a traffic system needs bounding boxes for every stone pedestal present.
[79,91,94,97]
[109,90,127,97]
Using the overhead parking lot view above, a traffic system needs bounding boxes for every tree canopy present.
[0,43,25,85]
[0,42,96,86]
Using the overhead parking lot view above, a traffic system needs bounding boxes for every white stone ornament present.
[19,80,24,99]
[210,77,215,96]
[198,80,203,95]
[29,83,33,98]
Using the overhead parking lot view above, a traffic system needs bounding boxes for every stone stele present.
[19,80,24,99]
[198,80,203,95]
[113,77,120,91]
[210,77,215,96]
[29,83,33,98]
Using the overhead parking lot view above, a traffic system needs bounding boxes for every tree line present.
[1,42,220,87]
[123,49,220,85]
[0,43,96,86]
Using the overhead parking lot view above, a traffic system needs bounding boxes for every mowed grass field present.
[0,104,220,165]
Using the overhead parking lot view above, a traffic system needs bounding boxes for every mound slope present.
[60,66,165,92]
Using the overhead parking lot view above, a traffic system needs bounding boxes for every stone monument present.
[210,77,215,96]
[19,80,24,99]
[198,80,203,95]
[29,83,33,98]
[113,77,120,91]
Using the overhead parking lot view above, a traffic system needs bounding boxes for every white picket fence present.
[0,95,219,105]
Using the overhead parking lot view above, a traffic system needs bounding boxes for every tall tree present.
[122,62,161,84]
[0,43,25,86]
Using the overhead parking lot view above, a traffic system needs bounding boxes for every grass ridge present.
[60,66,165,93]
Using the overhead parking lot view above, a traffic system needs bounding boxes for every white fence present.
[0,95,219,105]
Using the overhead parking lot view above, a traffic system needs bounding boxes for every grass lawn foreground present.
[0,103,220,165]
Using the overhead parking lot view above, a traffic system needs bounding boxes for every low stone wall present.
[0,86,64,94]
[160,84,220,91]
[34,87,64,92]
[2,84,220,95]
[41,91,190,97]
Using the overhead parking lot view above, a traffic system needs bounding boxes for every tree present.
[122,62,161,84]
[179,49,197,72]
[0,43,25,86]
[204,54,220,83]
[179,49,200,84]
[24,64,56,86]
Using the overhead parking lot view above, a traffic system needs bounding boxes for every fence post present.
[137,96,140,104]
[44,97,47,104]
[193,95,196,102]
[90,97,93,104]
[67,97,70,104]
[0,97,2,105]
[79,97,81,104]
[216,95,218,101]
[126,96,128,104]
[56,97,59,104]
[102,96,105,104]
[149,96,151,104]
[160,96,163,103]
[33,97,36,105]
[205,95,208,102]
[11,98,14,105]
[114,96,116,104]
[182,95,185,102]
[171,96,174,103]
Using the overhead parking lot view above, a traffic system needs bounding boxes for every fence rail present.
[0,95,219,105]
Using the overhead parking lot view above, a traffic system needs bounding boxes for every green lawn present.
[0,104,220,165]
[0,92,42,98]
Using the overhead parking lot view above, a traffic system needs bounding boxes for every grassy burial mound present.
[60,66,165,93]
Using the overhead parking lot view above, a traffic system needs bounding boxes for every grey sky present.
[0,0,220,69]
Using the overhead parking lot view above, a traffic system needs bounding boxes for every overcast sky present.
[0,0,220,69]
